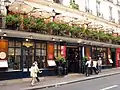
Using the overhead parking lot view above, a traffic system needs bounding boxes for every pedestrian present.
[85,57,93,76]
[97,57,102,72]
[30,63,38,86]
[92,60,99,74]
[33,61,42,82]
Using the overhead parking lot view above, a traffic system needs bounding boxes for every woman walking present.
[30,63,39,86]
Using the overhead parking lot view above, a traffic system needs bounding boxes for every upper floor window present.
[85,0,90,12]
[96,0,100,16]
[117,0,120,5]
[118,10,120,24]
[109,6,113,21]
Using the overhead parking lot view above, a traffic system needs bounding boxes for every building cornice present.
[0,29,120,48]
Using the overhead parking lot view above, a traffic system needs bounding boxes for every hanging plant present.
[6,14,20,25]
[46,22,60,35]
[58,23,70,36]
[30,18,46,33]
[6,14,20,30]
[69,26,81,38]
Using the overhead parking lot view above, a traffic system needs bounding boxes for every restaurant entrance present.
[67,46,82,73]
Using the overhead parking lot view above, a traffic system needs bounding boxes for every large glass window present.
[35,43,46,68]
[8,41,21,71]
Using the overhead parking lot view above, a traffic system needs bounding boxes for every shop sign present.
[23,42,33,48]
[0,40,8,68]
[47,43,54,60]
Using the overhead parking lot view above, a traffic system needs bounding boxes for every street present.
[40,74,120,90]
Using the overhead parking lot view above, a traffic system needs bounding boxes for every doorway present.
[67,46,81,73]
[111,49,116,67]
[22,46,34,72]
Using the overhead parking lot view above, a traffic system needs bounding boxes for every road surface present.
[40,74,120,90]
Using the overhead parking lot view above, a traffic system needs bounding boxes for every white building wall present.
[75,0,85,12]
[62,0,70,7]
[89,0,96,16]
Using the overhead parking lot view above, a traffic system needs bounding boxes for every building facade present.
[0,0,120,80]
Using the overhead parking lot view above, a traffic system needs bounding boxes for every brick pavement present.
[0,68,120,90]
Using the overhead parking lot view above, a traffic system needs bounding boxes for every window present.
[118,10,120,24]
[85,0,90,12]
[96,0,100,16]
[35,43,46,68]
[8,41,21,71]
[109,6,112,21]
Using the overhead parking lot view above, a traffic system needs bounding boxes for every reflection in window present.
[8,47,21,71]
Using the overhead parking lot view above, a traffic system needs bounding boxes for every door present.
[67,46,82,73]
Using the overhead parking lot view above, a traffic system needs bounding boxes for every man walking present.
[85,57,93,76]
[98,57,102,72]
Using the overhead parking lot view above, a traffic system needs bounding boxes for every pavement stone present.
[0,68,120,90]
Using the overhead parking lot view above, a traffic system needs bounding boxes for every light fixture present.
[59,39,63,42]
[1,36,3,39]
[77,40,82,43]
[25,38,29,42]
[3,33,7,36]
[52,38,55,41]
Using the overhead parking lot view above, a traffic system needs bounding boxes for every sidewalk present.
[1,68,120,90]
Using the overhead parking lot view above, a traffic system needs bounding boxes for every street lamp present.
[4,0,11,14]
[52,9,61,21]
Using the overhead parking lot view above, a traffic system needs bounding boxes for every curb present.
[24,72,120,90]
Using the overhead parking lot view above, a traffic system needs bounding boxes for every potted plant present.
[30,18,46,33]
[6,14,20,30]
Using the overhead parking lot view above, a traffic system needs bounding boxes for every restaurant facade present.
[0,0,120,80]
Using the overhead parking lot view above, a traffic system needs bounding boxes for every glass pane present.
[16,41,21,47]
[8,55,15,70]
[9,41,15,47]
[54,50,57,57]
[54,44,57,49]
[15,48,21,55]
[58,45,61,50]
[42,43,46,49]
[36,43,41,48]
[41,49,46,56]
[14,55,20,70]
[36,49,40,56]
[8,48,14,55]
